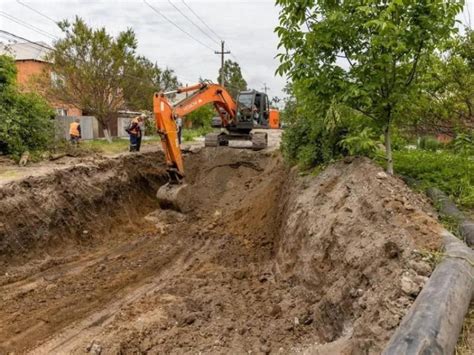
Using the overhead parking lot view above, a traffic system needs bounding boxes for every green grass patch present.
[392,150,474,209]
[182,127,212,142]
[80,137,162,155]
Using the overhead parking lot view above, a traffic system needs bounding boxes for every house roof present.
[0,41,50,62]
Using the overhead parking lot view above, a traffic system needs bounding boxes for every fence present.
[55,116,99,140]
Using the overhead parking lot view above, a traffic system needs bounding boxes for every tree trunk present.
[384,124,394,175]
[103,128,112,143]
[100,118,113,143]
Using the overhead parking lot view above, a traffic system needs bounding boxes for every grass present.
[80,136,162,155]
[392,150,474,209]
[456,304,474,355]
[182,127,212,142]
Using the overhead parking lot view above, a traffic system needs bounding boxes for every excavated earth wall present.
[0,149,450,354]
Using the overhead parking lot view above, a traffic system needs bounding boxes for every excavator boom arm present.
[153,83,237,179]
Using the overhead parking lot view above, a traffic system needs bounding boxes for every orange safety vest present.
[69,122,80,137]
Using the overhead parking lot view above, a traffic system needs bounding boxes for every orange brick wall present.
[15,60,82,116]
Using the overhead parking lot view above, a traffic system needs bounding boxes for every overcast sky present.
[1,0,473,101]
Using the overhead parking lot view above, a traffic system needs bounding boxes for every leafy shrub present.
[182,126,212,142]
[393,150,474,208]
[452,132,474,155]
[418,136,443,151]
[339,127,378,157]
[185,104,214,128]
[0,55,54,158]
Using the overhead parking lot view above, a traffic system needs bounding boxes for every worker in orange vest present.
[69,118,81,144]
[126,113,146,152]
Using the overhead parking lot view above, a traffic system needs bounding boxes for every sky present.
[0,0,286,99]
[1,0,473,102]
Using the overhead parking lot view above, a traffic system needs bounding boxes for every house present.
[0,41,82,116]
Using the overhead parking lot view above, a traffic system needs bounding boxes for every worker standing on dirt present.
[127,113,146,152]
[69,118,81,144]
[175,115,183,145]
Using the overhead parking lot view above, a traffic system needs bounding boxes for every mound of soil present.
[0,149,444,354]
[0,152,168,264]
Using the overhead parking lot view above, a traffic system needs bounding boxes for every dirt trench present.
[0,148,443,354]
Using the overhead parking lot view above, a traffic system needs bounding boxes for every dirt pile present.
[0,152,168,263]
[276,157,442,353]
[0,149,444,354]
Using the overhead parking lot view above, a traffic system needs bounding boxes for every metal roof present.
[0,41,50,62]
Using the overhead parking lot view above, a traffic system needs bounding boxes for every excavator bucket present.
[156,182,189,212]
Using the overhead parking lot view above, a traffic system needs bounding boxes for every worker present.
[69,118,81,144]
[127,113,146,152]
[176,115,183,145]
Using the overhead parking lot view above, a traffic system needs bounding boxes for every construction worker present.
[69,118,81,144]
[127,113,146,152]
[175,115,183,145]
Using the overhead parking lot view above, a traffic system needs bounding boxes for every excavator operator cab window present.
[237,93,255,122]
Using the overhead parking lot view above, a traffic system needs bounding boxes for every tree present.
[0,55,53,157]
[276,0,463,174]
[217,59,247,98]
[41,17,137,140]
[123,56,180,111]
[403,28,473,136]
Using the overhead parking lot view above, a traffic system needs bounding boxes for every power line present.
[0,11,57,40]
[181,0,222,42]
[16,0,58,25]
[0,29,52,50]
[143,0,216,52]
[167,0,219,46]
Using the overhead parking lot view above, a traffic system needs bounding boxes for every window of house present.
[55,108,68,116]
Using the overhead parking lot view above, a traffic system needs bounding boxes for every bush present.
[185,104,214,128]
[0,55,54,158]
[418,136,444,151]
[182,126,212,142]
[393,150,474,208]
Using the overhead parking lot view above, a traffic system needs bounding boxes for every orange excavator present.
[153,82,270,210]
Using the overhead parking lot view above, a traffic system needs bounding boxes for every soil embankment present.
[0,148,444,354]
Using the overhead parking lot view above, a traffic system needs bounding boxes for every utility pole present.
[215,40,230,87]
[262,83,269,95]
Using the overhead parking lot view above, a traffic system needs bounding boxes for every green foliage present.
[275,0,463,173]
[123,56,179,111]
[339,127,378,157]
[217,59,247,98]
[0,55,54,157]
[43,17,137,130]
[185,104,214,128]
[418,136,443,151]
[182,127,212,142]
[452,132,474,155]
[403,29,473,136]
[393,150,474,208]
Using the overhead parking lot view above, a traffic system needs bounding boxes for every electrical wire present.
[180,0,222,42]
[0,11,58,40]
[0,29,52,50]
[167,0,219,46]
[16,0,58,25]
[143,0,216,52]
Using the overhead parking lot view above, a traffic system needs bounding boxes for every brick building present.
[0,41,82,116]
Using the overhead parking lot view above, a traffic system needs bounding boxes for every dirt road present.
[0,130,443,354]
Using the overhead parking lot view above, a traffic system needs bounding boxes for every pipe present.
[383,231,474,354]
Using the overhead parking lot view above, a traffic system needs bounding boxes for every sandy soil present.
[0,130,445,354]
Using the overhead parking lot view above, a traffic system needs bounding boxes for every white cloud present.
[0,0,287,98]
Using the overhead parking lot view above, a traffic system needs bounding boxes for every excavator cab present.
[235,90,270,128]
[205,89,269,149]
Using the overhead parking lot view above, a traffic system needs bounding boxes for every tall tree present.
[123,56,180,111]
[276,0,463,173]
[217,59,247,98]
[41,17,137,140]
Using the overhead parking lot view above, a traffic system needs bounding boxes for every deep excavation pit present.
[0,148,443,354]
